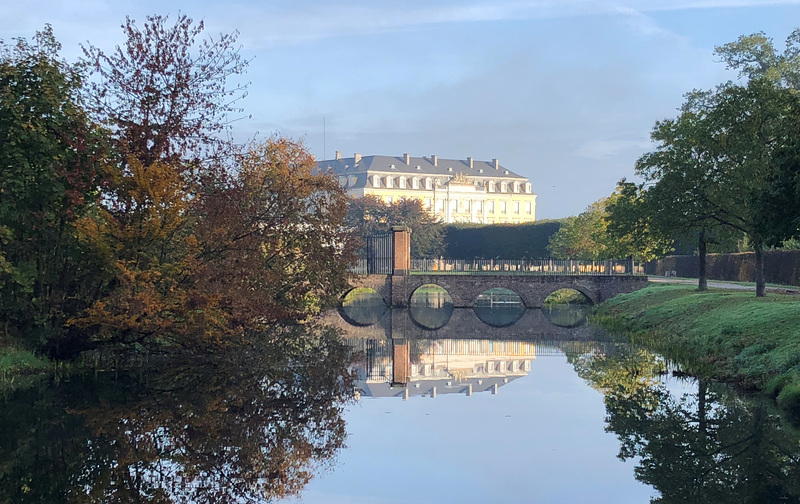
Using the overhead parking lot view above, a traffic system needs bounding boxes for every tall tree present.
[0,26,109,348]
[637,79,800,297]
[81,14,249,167]
[715,28,800,89]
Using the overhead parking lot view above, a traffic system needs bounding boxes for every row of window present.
[338,175,532,193]
[393,198,534,215]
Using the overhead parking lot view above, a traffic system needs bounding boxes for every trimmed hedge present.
[647,250,800,286]
[443,220,564,259]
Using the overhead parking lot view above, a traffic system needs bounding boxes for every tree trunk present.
[754,240,765,297]
[698,229,707,292]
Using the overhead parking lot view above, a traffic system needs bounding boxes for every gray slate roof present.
[318,155,527,180]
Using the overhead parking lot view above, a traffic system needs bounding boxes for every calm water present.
[2,296,799,503]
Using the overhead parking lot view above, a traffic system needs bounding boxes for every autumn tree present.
[81,14,249,167]
[194,138,357,327]
[0,26,109,349]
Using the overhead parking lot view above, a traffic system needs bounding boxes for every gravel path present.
[649,276,800,294]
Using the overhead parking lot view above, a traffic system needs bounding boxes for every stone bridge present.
[349,273,647,308]
[348,226,648,308]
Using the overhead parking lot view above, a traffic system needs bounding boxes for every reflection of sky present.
[294,356,655,504]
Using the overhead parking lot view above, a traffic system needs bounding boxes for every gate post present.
[392,225,411,275]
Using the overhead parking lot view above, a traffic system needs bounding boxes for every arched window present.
[513,182,520,193]
[500,182,508,193]
[525,183,532,193]
[372,175,381,187]
[412,177,419,189]
[399,177,406,189]
[386,176,393,188]
[488,181,496,192]
[425,178,432,190]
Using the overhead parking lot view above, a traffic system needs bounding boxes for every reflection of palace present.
[347,338,559,399]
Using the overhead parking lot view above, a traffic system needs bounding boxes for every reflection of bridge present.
[351,227,648,308]
[321,307,604,340]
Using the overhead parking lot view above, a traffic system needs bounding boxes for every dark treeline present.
[443,221,563,259]
[0,18,356,359]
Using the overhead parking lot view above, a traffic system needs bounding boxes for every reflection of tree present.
[0,326,354,503]
[573,347,800,503]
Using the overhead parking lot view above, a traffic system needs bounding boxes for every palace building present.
[319,152,537,224]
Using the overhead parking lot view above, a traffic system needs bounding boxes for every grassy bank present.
[0,344,52,391]
[593,283,800,418]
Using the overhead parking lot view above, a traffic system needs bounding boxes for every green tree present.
[715,28,800,89]
[547,199,609,260]
[604,180,673,263]
[346,195,444,258]
[0,26,109,349]
[637,79,800,296]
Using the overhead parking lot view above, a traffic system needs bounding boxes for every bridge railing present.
[409,258,645,276]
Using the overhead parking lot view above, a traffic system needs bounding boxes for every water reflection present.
[572,345,800,503]
[339,287,387,326]
[473,287,525,327]
[409,284,453,329]
[542,304,588,328]
[0,326,355,504]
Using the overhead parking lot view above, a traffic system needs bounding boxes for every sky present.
[3,0,800,218]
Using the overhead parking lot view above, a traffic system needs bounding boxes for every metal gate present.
[364,231,394,274]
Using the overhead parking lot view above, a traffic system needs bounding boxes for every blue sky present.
[3,0,799,218]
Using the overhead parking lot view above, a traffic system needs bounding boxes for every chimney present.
[467,156,474,169]
[432,155,438,167]
[493,158,499,169]
[335,150,341,160]
[404,153,411,165]
[354,153,362,164]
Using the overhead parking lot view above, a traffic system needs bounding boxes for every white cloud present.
[214,0,800,48]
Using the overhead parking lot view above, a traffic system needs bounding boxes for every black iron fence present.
[409,258,644,276]
[356,231,393,275]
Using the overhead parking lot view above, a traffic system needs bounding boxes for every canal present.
[0,288,798,503]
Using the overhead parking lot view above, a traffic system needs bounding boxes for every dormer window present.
[372,175,381,187]
[399,177,406,189]
[386,176,394,188]
[513,182,520,193]
[526,183,532,193]
[412,177,419,189]
[425,178,432,190]
[489,181,496,192]
[501,181,508,192]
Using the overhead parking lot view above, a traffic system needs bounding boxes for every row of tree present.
[549,29,800,297]
[0,18,356,357]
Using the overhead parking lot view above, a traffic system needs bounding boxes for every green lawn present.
[594,283,800,418]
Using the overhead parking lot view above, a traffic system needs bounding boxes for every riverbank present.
[593,283,800,418]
